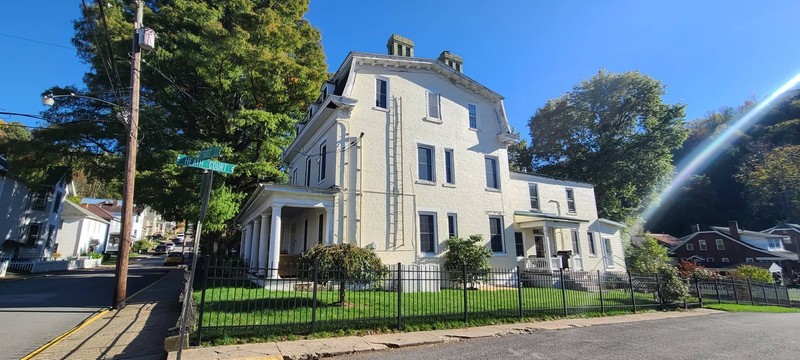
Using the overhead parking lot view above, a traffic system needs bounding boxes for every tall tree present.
[528,70,688,221]
[507,131,535,173]
[22,1,327,246]
[737,145,800,223]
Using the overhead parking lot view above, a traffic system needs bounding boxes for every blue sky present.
[2,1,799,139]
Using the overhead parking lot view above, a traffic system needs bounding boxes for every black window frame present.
[26,223,41,246]
[529,183,539,210]
[375,78,388,109]
[565,188,576,213]
[485,157,499,189]
[489,216,504,253]
[305,157,312,186]
[417,145,435,182]
[317,213,324,245]
[587,232,597,255]
[318,143,327,182]
[419,213,437,254]
[447,213,457,238]
[514,232,524,257]
[31,191,48,211]
[444,149,455,184]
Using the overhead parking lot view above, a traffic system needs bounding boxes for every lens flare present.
[643,72,800,223]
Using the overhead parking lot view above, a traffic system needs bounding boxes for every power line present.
[0,32,74,50]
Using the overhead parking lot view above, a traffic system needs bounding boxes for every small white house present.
[235,35,627,278]
[55,201,110,257]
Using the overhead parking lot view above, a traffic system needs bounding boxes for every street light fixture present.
[42,93,130,123]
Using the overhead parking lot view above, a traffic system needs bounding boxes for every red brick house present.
[762,224,800,258]
[670,221,798,277]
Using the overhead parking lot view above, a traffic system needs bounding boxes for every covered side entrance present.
[236,184,337,279]
[513,211,589,273]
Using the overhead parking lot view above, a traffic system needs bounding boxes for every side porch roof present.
[236,184,337,226]
[513,210,589,229]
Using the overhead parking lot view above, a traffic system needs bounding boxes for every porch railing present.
[520,257,551,271]
[519,256,583,272]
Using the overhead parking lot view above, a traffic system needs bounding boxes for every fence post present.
[655,272,664,310]
[714,277,721,304]
[597,270,605,315]
[731,277,739,304]
[747,278,755,305]
[462,263,468,323]
[774,285,780,306]
[627,272,636,314]
[761,282,768,305]
[397,262,403,330]
[694,275,703,308]
[560,268,568,317]
[516,266,523,321]
[195,255,210,346]
[785,286,791,306]
[311,259,319,335]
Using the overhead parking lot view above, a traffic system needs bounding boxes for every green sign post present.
[176,155,235,174]
[197,146,221,160]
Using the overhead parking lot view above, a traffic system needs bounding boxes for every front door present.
[603,237,614,268]
[534,235,545,258]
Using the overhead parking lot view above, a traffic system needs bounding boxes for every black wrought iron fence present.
[192,257,793,345]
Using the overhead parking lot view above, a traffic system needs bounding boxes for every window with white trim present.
[571,229,581,256]
[419,213,437,254]
[417,145,435,182]
[427,92,440,119]
[447,213,457,238]
[514,232,524,257]
[375,78,388,109]
[588,232,597,255]
[686,243,694,251]
[565,188,576,213]
[767,238,783,250]
[746,258,754,263]
[706,257,714,263]
[468,104,477,129]
[529,183,539,210]
[31,191,47,211]
[721,257,730,263]
[305,158,312,186]
[715,238,725,250]
[489,216,505,253]
[292,168,298,186]
[485,157,499,189]
[318,143,327,182]
[444,149,455,185]
[698,239,707,250]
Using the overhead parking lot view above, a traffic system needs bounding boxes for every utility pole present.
[113,0,143,310]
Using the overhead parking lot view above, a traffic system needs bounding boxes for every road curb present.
[20,308,111,360]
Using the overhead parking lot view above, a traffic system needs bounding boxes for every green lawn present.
[193,284,660,343]
[705,303,800,313]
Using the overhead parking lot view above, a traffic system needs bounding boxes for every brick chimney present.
[387,34,414,57]
[438,51,463,73]
[691,224,700,233]
[728,221,740,240]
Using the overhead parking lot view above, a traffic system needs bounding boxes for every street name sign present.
[197,147,221,160]
[176,155,235,174]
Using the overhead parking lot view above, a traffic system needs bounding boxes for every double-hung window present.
[571,230,581,256]
[715,239,725,250]
[427,92,440,119]
[318,143,327,182]
[514,232,524,257]
[768,238,783,250]
[419,213,437,254]
[444,149,455,185]
[489,216,504,253]
[698,239,707,250]
[587,232,597,255]
[565,188,576,213]
[529,184,539,210]
[468,104,477,129]
[447,213,458,238]
[375,78,388,109]
[26,223,41,246]
[418,145,435,182]
[305,158,312,186]
[31,191,47,211]
[292,169,298,186]
[686,243,694,251]
[485,157,499,189]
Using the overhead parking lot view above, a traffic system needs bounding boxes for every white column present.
[268,205,282,279]
[258,213,270,276]
[239,226,246,258]
[543,224,553,272]
[244,222,253,262]
[325,205,335,245]
[250,217,261,271]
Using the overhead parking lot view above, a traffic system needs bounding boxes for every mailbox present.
[556,250,573,269]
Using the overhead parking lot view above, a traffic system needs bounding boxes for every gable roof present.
[763,223,800,234]
[711,226,784,240]
[82,203,118,222]
[632,233,679,247]
[671,227,798,261]
[63,201,109,224]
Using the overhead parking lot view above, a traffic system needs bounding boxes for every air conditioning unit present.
[138,27,156,50]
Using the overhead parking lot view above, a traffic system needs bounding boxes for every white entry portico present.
[236,184,337,278]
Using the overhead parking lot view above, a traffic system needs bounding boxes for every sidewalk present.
[35,268,185,360]
[168,308,722,360]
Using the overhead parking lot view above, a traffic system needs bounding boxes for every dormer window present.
[768,238,783,250]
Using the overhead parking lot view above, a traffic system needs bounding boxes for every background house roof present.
[63,201,109,224]
[632,233,679,247]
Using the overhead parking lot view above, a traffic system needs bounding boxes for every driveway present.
[338,312,800,360]
[0,256,169,359]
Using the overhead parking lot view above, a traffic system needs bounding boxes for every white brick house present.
[236,35,626,277]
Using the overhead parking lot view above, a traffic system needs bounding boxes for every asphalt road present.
[338,312,800,360]
[0,256,169,360]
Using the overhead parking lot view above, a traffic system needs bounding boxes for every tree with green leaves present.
[299,243,387,304]
[737,145,800,223]
[733,264,774,284]
[528,70,688,221]
[18,1,327,249]
[625,234,670,275]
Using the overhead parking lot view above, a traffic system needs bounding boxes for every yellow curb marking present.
[20,308,111,360]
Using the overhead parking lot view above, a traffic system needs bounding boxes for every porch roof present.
[513,211,588,229]
[236,183,337,225]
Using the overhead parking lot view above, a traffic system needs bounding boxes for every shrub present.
[89,252,103,259]
[299,243,387,303]
[625,234,670,275]
[132,239,154,253]
[657,266,689,304]
[52,252,62,260]
[733,264,774,284]
[444,235,492,288]
[677,260,717,279]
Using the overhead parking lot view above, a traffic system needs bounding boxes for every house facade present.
[762,224,800,259]
[55,201,110,257]
[236,35,626,278]
[0,159,69,260]
[670,221,798,277]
